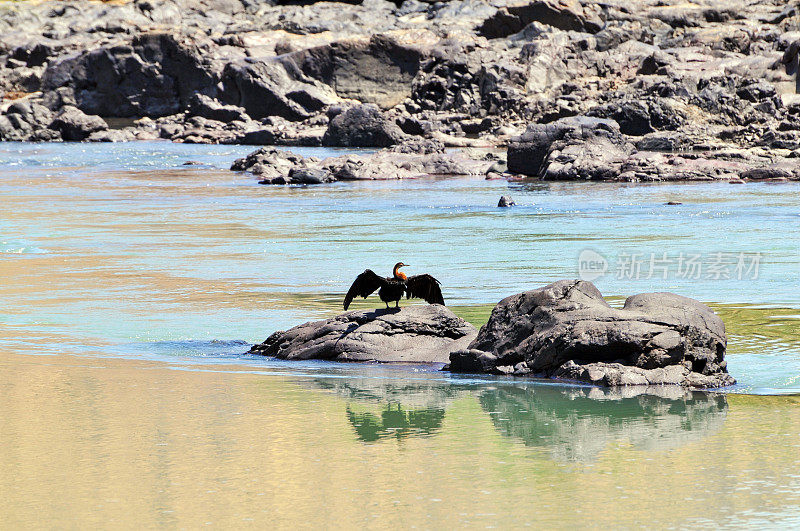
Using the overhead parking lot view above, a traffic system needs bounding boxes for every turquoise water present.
[1,141,799,393]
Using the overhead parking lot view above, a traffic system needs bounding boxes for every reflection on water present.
[311,376,458,442]
[309,375,728,460]
[479,385,727,462]
[3,354,799,528]
[346,405,446,442]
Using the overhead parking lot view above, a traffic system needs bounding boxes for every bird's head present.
[393,262,408,280]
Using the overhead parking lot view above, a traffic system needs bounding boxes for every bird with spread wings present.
[343,262,444,310]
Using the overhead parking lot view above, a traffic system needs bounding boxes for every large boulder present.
[188,94,248,123]
[322,104,406,147]
[448,280,735,388]
[587,99,685,136]
[283,34,427,110]
[478,0,604,38]
[219,59,339,121]
[250,306,477,363]
[48,105,107,141]
[0,100,58,141]
[507,116,632,178]
[41,33,219,118]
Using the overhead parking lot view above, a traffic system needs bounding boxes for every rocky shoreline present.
[2,0,800,182]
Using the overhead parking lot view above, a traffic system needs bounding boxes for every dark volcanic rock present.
[48,105,107,140]
[507,116,630,178]
[249,306,477,363]
[189,94,248,123]
[448,280,735,388]
[0,100,57,141]
[322,103,406,147]
[497,195,515,207]
[220,58,338,121]
[478,0,604,38]
[289,167,333,184]
[41,33,218,118]
[283,34,426,110]
[587,99,684,136]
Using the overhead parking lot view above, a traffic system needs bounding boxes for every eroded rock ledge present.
[448,280,735,388]
[249,305,477,363]
[230,138,495,184]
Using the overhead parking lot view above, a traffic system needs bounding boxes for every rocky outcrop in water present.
[230,140,494,184]
[507,114,800,181]
[249,305,477,363]
[448,279,736,388]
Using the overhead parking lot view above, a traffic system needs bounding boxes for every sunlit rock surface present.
[250,305,477,363]
[449,279,735,388]
[1,0,799,172]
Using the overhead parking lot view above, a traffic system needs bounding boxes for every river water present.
[1,142,799,527]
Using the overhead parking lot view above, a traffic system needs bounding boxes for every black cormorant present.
[343,262,444,310]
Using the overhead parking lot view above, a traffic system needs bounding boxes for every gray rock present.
[49,105,107,141]
[5,0,799,164]
[282,34,426,110]
[41,33,218,118]
[389,137,445,155]
[478,0,604,38]
[231,146,314,182]
[250,305,477,364]
[189,94,248,123]
[220,58,338,121]
[448,280,735,388]
[497,195,515,207]
[289,167,332,184]
[507,116,629,177]
[87,129,136,142]
[635,132,693,152]
[231,143,493,184]
[588,99,685,136]
[0,100,54,141]
[322,103,406,147]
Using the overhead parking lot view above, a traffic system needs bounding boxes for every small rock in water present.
[182,160,204,166]
[498,195,515,207]
[665,201,682,205]
[249,306,477,363]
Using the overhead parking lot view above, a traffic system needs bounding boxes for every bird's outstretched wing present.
[406,274,444,305]
[344,269,387,310]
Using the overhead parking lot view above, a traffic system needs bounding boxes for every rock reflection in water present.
[307,374,728,454]
[480,385,728,462]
